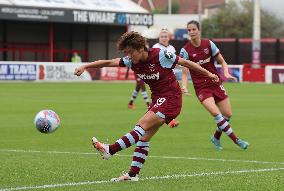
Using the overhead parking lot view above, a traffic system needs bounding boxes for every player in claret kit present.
[74,31,219,182]
[152,28,182,128]
[180,20,249,151]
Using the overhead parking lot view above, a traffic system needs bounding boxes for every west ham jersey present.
[152,43,176,54]
[119,48,181,98]
[180,39,222,89]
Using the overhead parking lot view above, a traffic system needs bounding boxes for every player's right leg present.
[92,111,164,160]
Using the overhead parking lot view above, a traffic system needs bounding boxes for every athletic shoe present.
[210,136,223,150]
[91,137,111,160]
[128,104,135,109]
[168,119,179,128]
[111,172,139,182]
[236,139,249,150]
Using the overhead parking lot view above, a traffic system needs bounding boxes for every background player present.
[180,20,249,150]
[125,67,150,109]
[152,28,176,54]
[153,28,184,127]
[74,31,219,182]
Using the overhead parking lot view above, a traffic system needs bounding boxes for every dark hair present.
[187,20,200,30]
[117,31,147,51]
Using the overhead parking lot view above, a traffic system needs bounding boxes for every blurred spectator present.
[71,52,82,63]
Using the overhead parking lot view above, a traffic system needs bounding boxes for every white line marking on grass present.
[1,148,284,165]
[0,167,284,191]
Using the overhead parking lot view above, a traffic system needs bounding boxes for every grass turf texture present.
[0,82,283,191]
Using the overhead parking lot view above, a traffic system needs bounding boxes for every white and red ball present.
[34,110,60,134]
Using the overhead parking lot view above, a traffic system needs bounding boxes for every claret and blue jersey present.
[180,39,222,89]
[119,48,181,98]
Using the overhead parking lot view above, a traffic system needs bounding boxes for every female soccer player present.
[74,31,218,182]
[152,28,176,54]
[180,20,249,150]
[152,28,184,127]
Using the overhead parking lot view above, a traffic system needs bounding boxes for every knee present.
[223,112,232,119]
[140,135,152,142]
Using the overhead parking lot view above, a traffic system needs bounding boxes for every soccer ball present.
[34,110,60,134]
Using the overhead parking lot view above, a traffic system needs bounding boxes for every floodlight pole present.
[252,0,261,68]
[168,0,172,14]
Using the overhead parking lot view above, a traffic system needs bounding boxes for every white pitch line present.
[0,167,283,191]
[1,148,284,165]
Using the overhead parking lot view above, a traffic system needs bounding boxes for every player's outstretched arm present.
[178,57,219,82]
[181,66,191,96]
[215,54,237,81]
[74,58,120,76]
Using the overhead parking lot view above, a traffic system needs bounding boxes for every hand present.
[181,86,191,96]
[209,73,219,83]
[224,72,237,82]
[74,66,85,76]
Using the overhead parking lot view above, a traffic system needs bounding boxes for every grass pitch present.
[0,82,283,191]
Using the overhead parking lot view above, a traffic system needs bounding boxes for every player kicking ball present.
[74,31,219,182]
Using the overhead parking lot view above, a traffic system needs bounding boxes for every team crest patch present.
[164,50,173,59]
[204,48,209,54]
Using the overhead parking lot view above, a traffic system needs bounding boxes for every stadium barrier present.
[265,65,284,84]
[0,61,243,82]
[1,61,283,84]
[0,61,96,81]
[243,63,284,83]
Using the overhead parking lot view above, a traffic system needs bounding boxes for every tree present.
[202,1,284,38]
[152,1,180,14]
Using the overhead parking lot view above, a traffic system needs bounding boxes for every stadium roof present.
[0,0,153,26]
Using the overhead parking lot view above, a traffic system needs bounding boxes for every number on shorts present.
[220,85,227,95]
[156,98,166,106]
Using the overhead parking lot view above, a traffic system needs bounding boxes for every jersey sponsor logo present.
[137,72,159,80]
[204,48,209,54]
[164,50,173,59]
[197,56,211,65]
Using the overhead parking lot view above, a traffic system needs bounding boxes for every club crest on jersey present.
[149,63,155,72]
[204,48,209,54]
[164,50,173,59]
